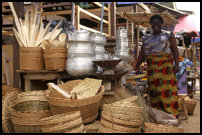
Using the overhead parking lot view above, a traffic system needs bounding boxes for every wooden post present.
[110,2,116,38]
[108,4,111,37]
[75,5,80,30]
[2,50,12,86]
[71,3,75,26]
[13,2,24,88]
[136,25,140,59]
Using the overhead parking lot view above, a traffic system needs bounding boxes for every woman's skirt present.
[146,53,179,117]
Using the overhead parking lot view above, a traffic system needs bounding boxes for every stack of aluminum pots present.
[115,26,129,57]
[89,34,107,73]
[66,30,97,76]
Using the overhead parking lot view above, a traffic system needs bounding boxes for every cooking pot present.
[89,33,106,44]
[67,30,90,41]
[117,27,128,38]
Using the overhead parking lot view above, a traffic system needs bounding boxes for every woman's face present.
[151,18,162,33]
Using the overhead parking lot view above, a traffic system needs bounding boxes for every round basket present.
[2,91,21,133]
[144,122,184,133]
[45,86,104,124]
[40,111,85,133]
[9,91,52,133]
[185,99,197,115]
[2,85,21,99]
[43,48,67,71]
[20,47,44,70]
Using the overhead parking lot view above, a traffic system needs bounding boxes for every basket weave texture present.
[45,85,104,124]
[40,111,85,133]
[144,122,184,133]
[20,47,44,70]
[9,91,52,133]
[43,48,67,71]
[185,99,197,115]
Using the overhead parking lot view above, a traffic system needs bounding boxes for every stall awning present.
[118,12,179,27]
[174,15,199,35]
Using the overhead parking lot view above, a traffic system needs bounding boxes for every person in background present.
[134,15,180,118]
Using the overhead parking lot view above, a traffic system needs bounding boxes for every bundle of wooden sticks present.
[9,2,63,47]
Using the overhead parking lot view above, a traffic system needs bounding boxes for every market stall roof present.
[118,12,179,27]
[174,15,199,36]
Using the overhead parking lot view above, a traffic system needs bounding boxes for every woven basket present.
[20,47,44,70]
[9,91,52,133]
[2,85,21,99]
[40,111,85,133]
[185,100,197,115]
[2,91,21,133]
[144,122,184,133]
[43,48,67,71]
[45,86,104,124]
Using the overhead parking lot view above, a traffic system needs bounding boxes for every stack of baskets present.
[45,80,104,124]
[40,111,85,133]
[144,122,184,133]
[43,48,67,71]
[99,96,143,133]
[20,47,44,70]
[9,91,52,133]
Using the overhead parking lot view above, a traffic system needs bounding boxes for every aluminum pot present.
[89,33,106,44]
[68,41,95,55]
[67,56,97,76]
[67,30,90,41]
[117,27,128,38]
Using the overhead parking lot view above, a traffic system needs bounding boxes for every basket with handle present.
[9,91,52,133]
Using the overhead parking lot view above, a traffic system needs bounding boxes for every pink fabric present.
[174,15,198,35]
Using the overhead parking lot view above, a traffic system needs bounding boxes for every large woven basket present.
[45,86,104,124]
[9,91,52,133]
[43,48,67,71]
[2,91,21,133]
[185,99,197,115]
[2,85,21,99]
[40,111,85,133]
[20,47,44,70]
[144,122,184,133]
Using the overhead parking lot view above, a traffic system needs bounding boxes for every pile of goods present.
[2,85,21,98]
[9,2,67,71]
[40,111,85,133]
[144,122,184,133]
[45,78,104,123]
[99,96,143,133]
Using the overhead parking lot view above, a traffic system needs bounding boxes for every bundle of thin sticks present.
[9,2,62,47]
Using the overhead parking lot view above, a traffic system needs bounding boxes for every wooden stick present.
[49,20,62,39]
[13,28,24,47]
[48,83,71,99]
[50,28,63,42]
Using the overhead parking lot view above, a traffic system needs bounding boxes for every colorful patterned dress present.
[143,31,179,117]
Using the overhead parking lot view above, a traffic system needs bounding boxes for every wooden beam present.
[2,50,12,86]
[136,25,140,59]
[41,10,72,16]
[137,3,151,13]
[79,7,109,24]
[93,2,109,12]
[13,2,24,89]
[2,2,9,6]
[2,30,13,35]
[110,2,116,38]
[2,15,13,20]
[80,25,109,37]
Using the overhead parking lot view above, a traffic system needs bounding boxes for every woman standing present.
[135,15,180,117]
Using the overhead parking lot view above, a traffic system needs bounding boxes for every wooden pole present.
[75,5,80,30]
[13,2,24,88]
[110,2,116,38]
[108,4,111,37]
[136,25,140,59]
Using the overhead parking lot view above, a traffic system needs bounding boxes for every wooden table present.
[16,70,71,91]
[186,75,196,97]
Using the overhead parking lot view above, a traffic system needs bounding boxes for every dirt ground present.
[179,91,200,133]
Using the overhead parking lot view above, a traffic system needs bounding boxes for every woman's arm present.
[134,43,145,70]
[170,32,179,73]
